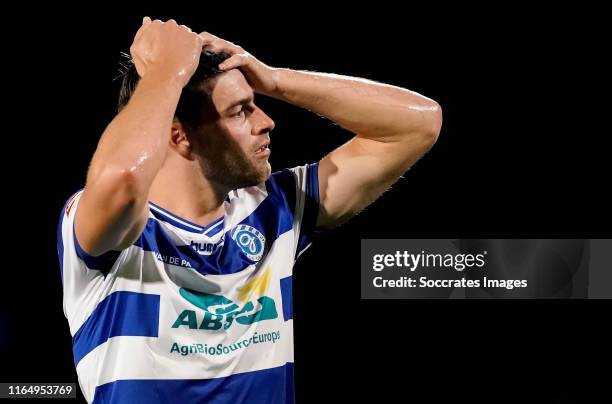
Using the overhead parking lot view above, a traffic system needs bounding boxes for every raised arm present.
[203,32,442,229]
[268,69,442,228]
[75,18,203,255]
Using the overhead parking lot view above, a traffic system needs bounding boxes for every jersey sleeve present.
[57,190,129,334]
[266,163,323,260]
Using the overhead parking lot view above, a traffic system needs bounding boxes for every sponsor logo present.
[231,225,265,261]
[190,240,224,256]
[172,267,277,331]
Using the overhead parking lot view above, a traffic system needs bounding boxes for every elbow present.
[423,101,443,147]
[113,169,143,207]
[87,167,144,210]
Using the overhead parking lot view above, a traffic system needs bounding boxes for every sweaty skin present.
[201,30,442,228]
[76,18,203,256]
[75,18,442,259]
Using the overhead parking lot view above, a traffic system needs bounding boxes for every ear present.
[169,120,193,159]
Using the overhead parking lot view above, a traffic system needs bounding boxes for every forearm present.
[86,74,182,199]
[269,68,441,142]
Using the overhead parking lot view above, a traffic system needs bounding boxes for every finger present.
[201,42,221,52]
[134,18,153,42]
[180,24,192,32]
[218,54,248,71]
[202,41,243,56]
[198,31,218,41]
[198,34,216,48]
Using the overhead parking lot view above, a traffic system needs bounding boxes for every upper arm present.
[74,171,149,256]
[317,131,439,229]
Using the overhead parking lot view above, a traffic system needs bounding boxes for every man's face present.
[189,69,275,189]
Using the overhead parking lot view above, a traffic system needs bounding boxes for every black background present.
[1,4,609,403]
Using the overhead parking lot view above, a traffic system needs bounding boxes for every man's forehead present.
[210,69,254,110]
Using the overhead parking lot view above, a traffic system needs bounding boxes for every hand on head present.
[130,17,203,88]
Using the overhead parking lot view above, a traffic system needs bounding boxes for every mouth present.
[254,141,271,158]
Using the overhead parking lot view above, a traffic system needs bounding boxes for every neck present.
[148,152,229,227]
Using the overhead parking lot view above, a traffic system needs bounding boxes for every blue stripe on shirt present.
[72,291,160,366]
[92,362,294,404]
[280,276,293,321]
[135,188,294,275]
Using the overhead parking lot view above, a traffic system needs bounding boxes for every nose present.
[252,107,275,135]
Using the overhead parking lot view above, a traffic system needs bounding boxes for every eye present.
[232,108,246,118]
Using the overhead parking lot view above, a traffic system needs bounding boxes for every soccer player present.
[57,17,442,403]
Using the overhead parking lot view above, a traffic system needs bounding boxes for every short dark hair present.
[117,50,231,128]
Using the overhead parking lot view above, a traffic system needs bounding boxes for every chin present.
[235,163,271,189]
[252,166,271,185]
[261,162,272,179]
[251,160,271,183]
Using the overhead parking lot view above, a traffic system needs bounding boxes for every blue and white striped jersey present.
[57,163,320,403]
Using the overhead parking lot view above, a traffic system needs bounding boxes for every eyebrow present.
[224,94,254,113]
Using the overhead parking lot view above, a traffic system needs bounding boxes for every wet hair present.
[116,50,230,128]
